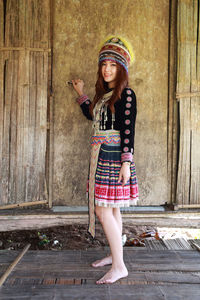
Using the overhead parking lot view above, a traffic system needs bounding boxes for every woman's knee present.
[95,206,103,221]
[113,207,121,217]
[95,206,112,223]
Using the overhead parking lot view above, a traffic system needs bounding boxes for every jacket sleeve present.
[76,95,93,121]
[120,88,137,163]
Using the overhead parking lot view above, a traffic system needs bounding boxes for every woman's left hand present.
[118,163,131,186]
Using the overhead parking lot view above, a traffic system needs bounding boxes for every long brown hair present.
[89,61,129,115]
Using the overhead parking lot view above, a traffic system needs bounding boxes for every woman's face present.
[101,60,117,88]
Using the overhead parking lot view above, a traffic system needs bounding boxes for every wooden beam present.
[0,47,51,52]
[0,211,200,232]
[191,241,200,252]
[0,201,48,210]
[176,91,200,99]
[174,204,200,209]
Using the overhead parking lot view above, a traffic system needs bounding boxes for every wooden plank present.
[0,285,110,300]
[128,262,200,272]
[169,0,178,205]
[0,265,10,276]
[176,97,191,205]
[0,51,4,203]
[9,268,200,281]
[47,0,54,209]
[16,49,27,204]
[145,271,200,284]
[109,285,171,299]
[10,0,21,47]
[160,284,200,300]
[0,0,3,47]
[48,94,54,208]
[9,51,19,203]
[176,0,192,206]
[190,0,200,205]
[34,51,48,201]
[175,248,200,259]
[23,50,32,203]
[28,51,39,203]
[1,51,13,204]
[190,102,200,205]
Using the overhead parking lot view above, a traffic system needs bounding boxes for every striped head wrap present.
[98,36,134,73]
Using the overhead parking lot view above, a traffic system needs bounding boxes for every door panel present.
[0,0,51,208]
[176,0,200,208]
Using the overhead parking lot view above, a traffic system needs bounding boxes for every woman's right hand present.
[72,79,84,97]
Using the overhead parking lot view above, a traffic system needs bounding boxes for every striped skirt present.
[94,142,139,207]
[87,130,139,237]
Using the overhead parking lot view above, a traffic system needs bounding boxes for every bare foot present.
[96,266,128,284]
[91,255,112,268]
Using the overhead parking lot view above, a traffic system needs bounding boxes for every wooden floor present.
[0,248,200,299]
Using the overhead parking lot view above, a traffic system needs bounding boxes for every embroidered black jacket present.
[76,87,137,162]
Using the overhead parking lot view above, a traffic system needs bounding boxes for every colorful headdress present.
[98,36,134,73]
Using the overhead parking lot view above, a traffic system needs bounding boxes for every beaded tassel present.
[103,105,108,129]
[100,105,104,130]
[111,113,115,129]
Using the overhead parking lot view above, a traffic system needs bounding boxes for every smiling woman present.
[101,61,117,87]
[71,36,138,284]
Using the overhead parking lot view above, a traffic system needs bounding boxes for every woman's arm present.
[72,79,93,121]
[120,88,137,162]
[118,88,137,186]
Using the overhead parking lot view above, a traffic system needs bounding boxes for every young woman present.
[72,36,139,284]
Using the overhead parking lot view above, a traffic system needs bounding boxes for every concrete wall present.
[53,0,169,206]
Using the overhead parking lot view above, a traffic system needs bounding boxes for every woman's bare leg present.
[113,207,122,235]
[92,207,122,268]
[94,206,128,284]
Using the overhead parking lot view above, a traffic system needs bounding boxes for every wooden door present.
[175,0,200,208]
[0,0,52,208]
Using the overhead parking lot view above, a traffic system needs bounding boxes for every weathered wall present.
[53,0,169,206]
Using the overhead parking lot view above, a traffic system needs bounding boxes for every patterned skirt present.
[87,130,139,237]
[94,142,138,207]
